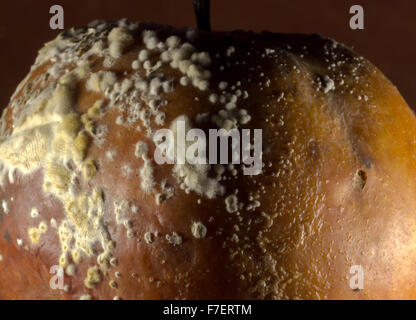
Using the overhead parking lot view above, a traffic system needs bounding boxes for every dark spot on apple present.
[3,231,11,243]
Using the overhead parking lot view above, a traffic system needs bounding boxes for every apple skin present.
[1,21,416,300]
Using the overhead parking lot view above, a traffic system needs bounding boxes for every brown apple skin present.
[1,22,416,300]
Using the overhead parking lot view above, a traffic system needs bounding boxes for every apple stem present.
[192,0,211,31]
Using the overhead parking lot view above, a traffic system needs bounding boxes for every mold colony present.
[1,19,416,299]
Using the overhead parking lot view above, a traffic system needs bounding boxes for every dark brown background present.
[0,0,415,111]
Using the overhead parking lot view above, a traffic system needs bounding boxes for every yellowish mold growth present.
[134,141,155,193]
[191,221,207,239]
[39,221,48,233]
[165,232,182,246]
[86,71,117,93]
[0,74,77,178]
[43,160,72,196]
[28,221,48,244]
[59,253,69,268]
[87,100,104,119]
[0,69,115,277]
[168,116,225,199]
[108,27,134,59]
[144,232,154,244]
[109,280,118,289]
[66,264,76,276]
[28,228,41,244]
[155,180,174,205]
[1,200,9,214]
[107,240,116,250]
[72,249,82,264]
[30,208,39,218]
[82,99,104,137]
[225,194,239,213]
[110,257,118,266]
[82,159,97,180]
[114,199,135,238]
[58,188,114,270]
[73,132,91,162]
[84,266,102,289]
